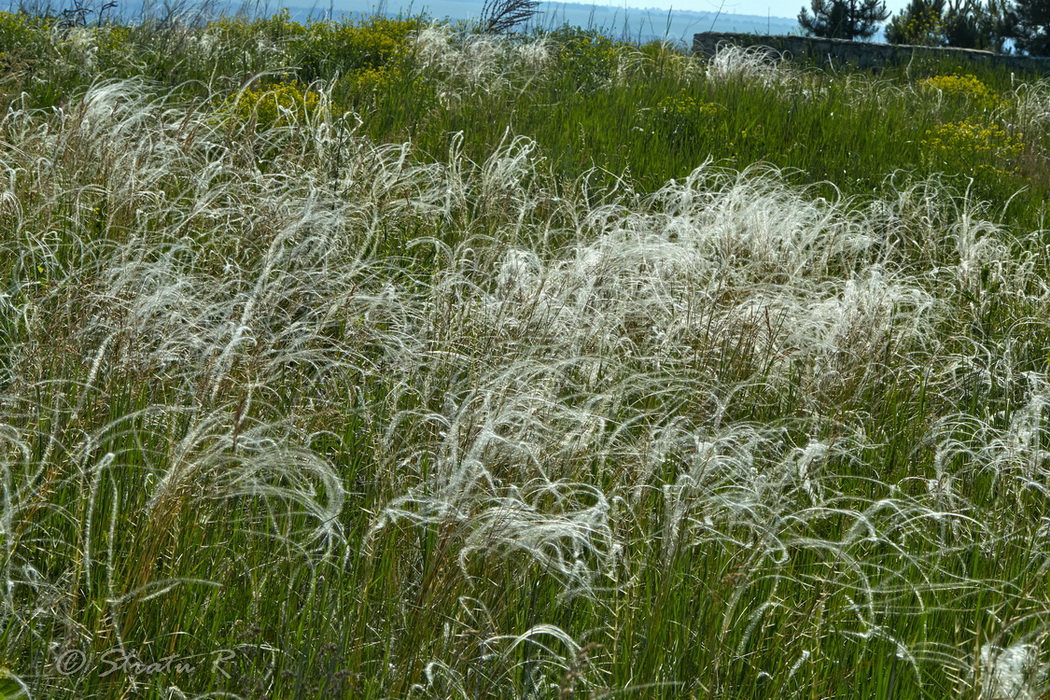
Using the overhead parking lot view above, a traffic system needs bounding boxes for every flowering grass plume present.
[0,17,1048,699]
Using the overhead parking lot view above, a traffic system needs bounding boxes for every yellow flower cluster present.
[353,66,394,94]
[220,81,323,130]
[208,9,305,44]
[921,119,1024,177]
[893,8,943,46]
[918,74,1001,110]
[343,63,428,110]
[650,90,721,144]
[0,11,50,56]
[293,16,423,75]
[556,31,626,89]
[655,92,720,120]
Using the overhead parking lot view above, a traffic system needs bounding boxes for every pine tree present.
[798,0,891,39]
[1011,0,1050,54]
[886,0,1012,50]
[943,0,1013,50]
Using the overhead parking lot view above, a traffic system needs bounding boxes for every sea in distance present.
[52,0,805,47]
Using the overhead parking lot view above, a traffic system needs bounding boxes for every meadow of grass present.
[0,9,1049,698]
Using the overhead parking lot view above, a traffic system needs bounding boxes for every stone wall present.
[692,32,1050,74]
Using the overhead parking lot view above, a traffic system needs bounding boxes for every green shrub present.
[650,89,722,146]
[0,11,50,55]
[551,27,626,91]
[918,73,1002,110]
[290,16,424,82]
[921,118,1024,178]
[219,80,324,130]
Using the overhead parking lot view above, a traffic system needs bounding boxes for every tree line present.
[798,0,1050,55]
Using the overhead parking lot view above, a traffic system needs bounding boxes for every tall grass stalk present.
[0,18,1047,699]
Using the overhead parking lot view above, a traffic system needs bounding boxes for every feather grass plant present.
[0,17,1048,699]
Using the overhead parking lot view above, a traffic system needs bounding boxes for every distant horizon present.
[4,0,914,25]
[285,0,903,43]
[298,0,807,43]
[67,0,806,43]
[9,0,923,44]
[339,0,800,24]
[305,0,901,45]
[357,0,912,24]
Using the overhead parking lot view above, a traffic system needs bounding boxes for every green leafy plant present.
[886,0,946,44]
[290,16,423,82]
[219,79,324,130]
[921,118,1024,176]
[650,89,722,145]
[918,73,1002,109]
